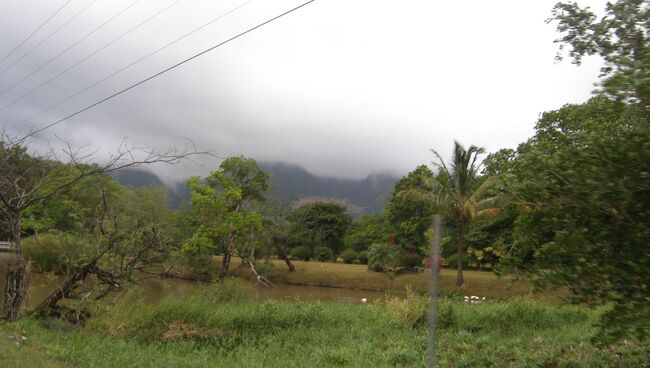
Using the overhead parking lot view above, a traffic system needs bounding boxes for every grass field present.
[229,257,562,301]
[0,282,647,368]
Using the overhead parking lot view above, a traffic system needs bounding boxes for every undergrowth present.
[1,281,647,367]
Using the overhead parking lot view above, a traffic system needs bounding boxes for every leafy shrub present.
[384,287,428,327]
[367,243,401,272]
[290,246,312,261]
[340,249,358,264]
[22,234,88,273]
[402,253,422,269]
[313,247,333,262]
[184,253,216,281]
[358,250,369,264]
[444,253,472,268]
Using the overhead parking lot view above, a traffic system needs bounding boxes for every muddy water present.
[25,273,400,309]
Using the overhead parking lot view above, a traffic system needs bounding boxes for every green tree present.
[508,98,649,341]
[550,0,650,106]
[431,141,495,286]
[344,214,389,253]
[385,165,436,251]
[288,201,352,260]
[31,178,185,320]
[0,133,202,320]
[256,196,295,271]
[458,148,519,272]
[183,156,269,281]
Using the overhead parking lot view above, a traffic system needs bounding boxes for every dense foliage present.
[504,98,650,340]
[288,201,352,260]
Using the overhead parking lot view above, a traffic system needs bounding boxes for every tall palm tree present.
[431,141,495,286]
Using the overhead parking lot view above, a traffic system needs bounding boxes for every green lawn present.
[228,257,562,301]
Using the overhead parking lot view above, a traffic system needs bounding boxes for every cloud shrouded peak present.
[0,0,606,180]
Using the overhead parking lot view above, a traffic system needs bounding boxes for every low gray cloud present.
[1,0,605,181]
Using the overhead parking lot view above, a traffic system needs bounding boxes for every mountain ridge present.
[110,162,398,214]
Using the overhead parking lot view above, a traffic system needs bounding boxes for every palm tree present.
[431,141,495,286]
[367,242,401,272]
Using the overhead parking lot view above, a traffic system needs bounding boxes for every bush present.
[444,253,472,268]
[367,243,401,272]
[340,249,358,264]
[313,247,333,262]
[384,287,428,327]
[402,253,422,269]
[184,253,216,281]
[358,250,369,264]
[22,234,88,273]
[290,246,312,261]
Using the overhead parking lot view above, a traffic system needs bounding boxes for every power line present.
[0,0,73,65]
[8,0,257,128]
[0,0,183,112]
[0,0,143,99]
[0,0,101,77]
[28,0,317,137]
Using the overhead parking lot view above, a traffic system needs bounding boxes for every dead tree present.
[0,130,209,320]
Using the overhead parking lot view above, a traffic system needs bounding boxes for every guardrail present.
[0,241,14,251]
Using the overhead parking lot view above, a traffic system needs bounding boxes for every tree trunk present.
[2,263,29,321]
[273,236,294,272]
[455,227,465,287]
[2,211,29,321]
[33,261,118,321]
[218,234,235,281]
[33,261,97,318]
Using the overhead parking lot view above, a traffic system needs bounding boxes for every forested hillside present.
[111,163,398,214]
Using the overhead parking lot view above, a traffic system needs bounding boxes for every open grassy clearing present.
[227,257,562,301]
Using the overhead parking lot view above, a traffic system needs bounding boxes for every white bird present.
[361,298,367,303]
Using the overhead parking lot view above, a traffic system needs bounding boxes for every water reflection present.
[25,273,402,309]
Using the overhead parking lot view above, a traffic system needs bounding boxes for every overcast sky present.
[0,0,606,181]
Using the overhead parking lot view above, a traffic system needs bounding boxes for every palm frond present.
[430,148,452,182]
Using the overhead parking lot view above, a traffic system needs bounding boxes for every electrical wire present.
[0,0,73,65]
[0,0,183,112]
[0,0,143,98]
[0,0,101,77]
[8,0,258,129]
[26,0,317,137]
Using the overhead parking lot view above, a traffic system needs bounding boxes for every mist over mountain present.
[259,162,397,214]
[110,169,165,188]
[109,169,188,207]
[111,162,398,214]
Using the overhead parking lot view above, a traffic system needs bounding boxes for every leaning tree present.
[0,131,206,320]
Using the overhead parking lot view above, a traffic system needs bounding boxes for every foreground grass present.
[228,257,561,301]
[1,284,646,367]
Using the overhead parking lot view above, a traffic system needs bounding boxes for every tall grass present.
[1,286,647,367]
[22,234,88,273]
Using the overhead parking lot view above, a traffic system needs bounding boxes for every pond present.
[24,272,402,309]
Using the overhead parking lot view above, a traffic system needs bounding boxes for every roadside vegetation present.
[0,1,648,366]
[1,281,648,368]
